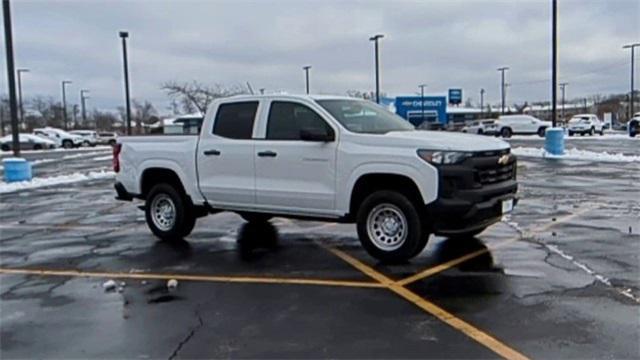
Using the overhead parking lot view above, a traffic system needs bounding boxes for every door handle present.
[203,149,221,156]
[257,150,277,157]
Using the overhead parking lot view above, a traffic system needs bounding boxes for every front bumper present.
[426,151,518,235]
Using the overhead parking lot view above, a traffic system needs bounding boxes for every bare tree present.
[161,81,248,114]
[93,109,118,131]
[132,99,157,134]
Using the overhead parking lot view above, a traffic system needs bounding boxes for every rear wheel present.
[356,190,427,263]
[62,140,73,149]
[589,127,595,136]
[568,131,574,136]
[145,183,196,241]
[33,144,42,150]
[500,127,512,138]
[1,144,9,151]
[537,127,546,137]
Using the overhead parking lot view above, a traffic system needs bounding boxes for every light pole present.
[559,82,568,122]
[497,67,509,114]
[303,65,311,94]
[551,0,558,127]
[119,31,132,135]
[3,0,20,156]
[480,88,485,116]
[80,89,89,124]
[16,68,28,125]
[418,84,427,124]
[369,34,384,104]
[61,80,72,130]
[623,43,640,120]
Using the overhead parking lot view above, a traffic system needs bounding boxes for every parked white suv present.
[114,95,518,263]
[70,130,98,146]
[567,114,604,136]
[494,115,552,138]
[461,119,498,135]
[33,127,84,148]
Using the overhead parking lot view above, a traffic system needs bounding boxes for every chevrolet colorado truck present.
[114,95,517,262]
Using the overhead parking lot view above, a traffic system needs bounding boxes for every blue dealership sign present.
[448,88,462,105]
[394,96,447,126]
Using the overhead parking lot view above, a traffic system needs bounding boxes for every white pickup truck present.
[114,95,518,262]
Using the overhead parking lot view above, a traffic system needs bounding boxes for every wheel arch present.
[348,172,428,220]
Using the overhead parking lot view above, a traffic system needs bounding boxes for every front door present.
[255,101,337,213]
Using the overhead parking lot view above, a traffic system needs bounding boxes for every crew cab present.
[114,95,518,262]
[567,114,604,136]
[494,115,551,138]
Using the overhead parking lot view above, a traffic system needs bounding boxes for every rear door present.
[254,100,338,213]
[196,101,259,206]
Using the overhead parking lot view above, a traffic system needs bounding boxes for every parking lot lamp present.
[61,80,72,130]
[3,0,20,156]
[497,67,509,114]
[623,43,640,120]
[369,34,384,104]
[418,84,427,123]
[480,88,485,116]
[17,68,28,125]
[559,82,568,122]
[80,89,89,124]
[303,65,311,94]
[119,31,132,135]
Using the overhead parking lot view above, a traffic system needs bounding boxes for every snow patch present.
[0,170,115,194]
[512,147,640,163]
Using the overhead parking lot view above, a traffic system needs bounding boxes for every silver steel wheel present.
[150,193,176,232]
[366,203,408,251]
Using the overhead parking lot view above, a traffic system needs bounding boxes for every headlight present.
[417,150,472,165]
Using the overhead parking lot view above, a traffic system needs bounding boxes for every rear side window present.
[213,102,258,139]
[266,101,330,140]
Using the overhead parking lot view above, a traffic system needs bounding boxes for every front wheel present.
[62,140,73,149]
[589,127,594,136]
[537,127,546,137]
[145,183,196,241]
[356,191,427,263]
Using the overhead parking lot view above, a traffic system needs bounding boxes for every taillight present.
[113,143,122,173]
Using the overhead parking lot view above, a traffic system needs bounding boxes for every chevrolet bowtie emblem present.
[498,154,510,165]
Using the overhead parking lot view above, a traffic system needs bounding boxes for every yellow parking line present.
[0,268,384,289]
[397,205,597,286]
[325,246,529,360]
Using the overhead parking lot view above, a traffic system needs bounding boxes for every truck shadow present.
[236,221,280,261]
[429,236,502,273]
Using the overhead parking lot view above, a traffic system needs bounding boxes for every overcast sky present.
[1,0,638,113]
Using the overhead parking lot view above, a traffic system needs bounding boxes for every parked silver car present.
[1,134,57,151]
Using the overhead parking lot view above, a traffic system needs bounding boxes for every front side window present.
[266,101,331,140]
[316,99,414,134]
[213,102,258,139]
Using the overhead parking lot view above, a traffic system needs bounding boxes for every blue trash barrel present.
[544,127,565,155]
[2,158,33,182]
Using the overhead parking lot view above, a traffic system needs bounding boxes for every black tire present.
[580,132,585,136]
[477,129,484,135]
[145,183,196,241]
[568,131,574,137]
[108,139,116,146]
[446,227,487,241]
[537,127,546,137]
[33,144,42,150]
[62,140,73,149]
[599,130,604,136]
[1,144,9,151]
[500,127,512,138]
[589,127,594,136]
[83,140,90,147]
[239,212,272,223]
[356,190,427,263]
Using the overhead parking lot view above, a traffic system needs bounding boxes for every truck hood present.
[376,130,510,152]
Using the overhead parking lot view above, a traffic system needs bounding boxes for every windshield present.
[570,116,590,122]
[316,99,414,134]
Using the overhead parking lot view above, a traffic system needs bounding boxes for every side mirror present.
[300,127,334,142]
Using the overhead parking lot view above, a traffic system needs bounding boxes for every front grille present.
[477,163,515,185]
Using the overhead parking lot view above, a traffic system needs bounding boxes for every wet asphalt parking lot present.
[1,135,639,359]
